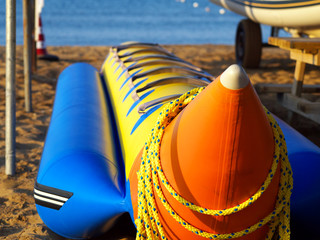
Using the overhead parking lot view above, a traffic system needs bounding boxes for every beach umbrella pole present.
[31,0,37,72]
[23,0,33,112]
[5,0,16,175]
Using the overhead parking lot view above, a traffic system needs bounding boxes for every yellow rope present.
[135,87,293,240]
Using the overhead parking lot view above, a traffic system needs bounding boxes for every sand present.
[0,44,319,240]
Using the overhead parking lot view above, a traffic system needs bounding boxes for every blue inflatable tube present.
[276,117,320,239]
[35,63,128,239]
[35,63,320,239]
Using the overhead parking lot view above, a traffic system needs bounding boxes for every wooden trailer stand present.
[266,37,320,124]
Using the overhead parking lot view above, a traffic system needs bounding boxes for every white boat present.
[209,0,320,67]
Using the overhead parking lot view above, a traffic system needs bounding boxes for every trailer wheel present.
[235,19,262,68]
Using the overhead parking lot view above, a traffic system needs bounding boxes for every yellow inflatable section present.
[101,42,214,177]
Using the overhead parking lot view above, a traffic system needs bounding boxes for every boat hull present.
[210,0,320,36]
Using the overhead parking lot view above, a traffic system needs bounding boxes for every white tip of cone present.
[220,64,250,90]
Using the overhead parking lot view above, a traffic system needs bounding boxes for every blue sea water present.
[0,0,281,46]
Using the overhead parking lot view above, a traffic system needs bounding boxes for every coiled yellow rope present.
[135,87,293,240]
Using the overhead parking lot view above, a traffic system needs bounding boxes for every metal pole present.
[23,0,32,112]
[31,0,37,73]
[5,0,16,175]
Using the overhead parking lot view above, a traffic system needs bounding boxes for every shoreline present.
[0,44,319,239]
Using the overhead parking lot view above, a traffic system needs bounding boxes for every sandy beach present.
[0,44,319,239]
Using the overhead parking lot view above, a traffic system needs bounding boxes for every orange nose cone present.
[129,65,280,239]
[156,65,280,239]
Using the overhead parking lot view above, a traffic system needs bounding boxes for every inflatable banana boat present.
[34,42,320,239]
